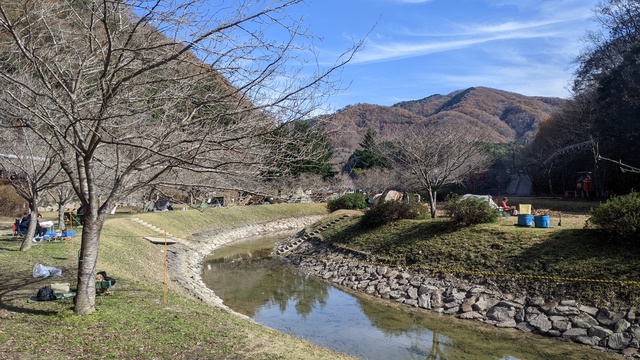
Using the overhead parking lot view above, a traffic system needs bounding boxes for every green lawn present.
[0,204,356,360]
[313,205,640,309]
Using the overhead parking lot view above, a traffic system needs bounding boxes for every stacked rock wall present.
[282,238,639,357]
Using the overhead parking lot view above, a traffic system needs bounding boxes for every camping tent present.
[460,194,499,209]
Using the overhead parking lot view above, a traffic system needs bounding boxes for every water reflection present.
[203,249,447,359]
[202,237,618,360]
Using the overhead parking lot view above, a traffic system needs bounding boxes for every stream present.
[201,235,618,360]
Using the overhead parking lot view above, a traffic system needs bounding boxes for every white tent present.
[460,194,498,209]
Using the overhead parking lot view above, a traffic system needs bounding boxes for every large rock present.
[487,307,514,322]
[407,286,418,300]
[574,336,598,346]
[431,291,443,308]
[384,270,399,279]
[614,319,631,333]
[529,313,552,333]
[418,294,431,309]
[548,305,580,316]
[578,305,599,316]
[496,319,517,328]
[550,317,572,332]
[596,308,625,326]
[571,313,599,329]
[418,285,437,296]
[608,333,632,350]
[473,295,500,312]
[562,328,588,338]
[588,326,613,338]
[516,322,536,333]
[458,311,483,320]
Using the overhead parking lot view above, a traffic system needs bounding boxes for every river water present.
[201,236,619,360]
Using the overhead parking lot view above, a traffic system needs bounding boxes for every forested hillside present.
[321,87,565,166]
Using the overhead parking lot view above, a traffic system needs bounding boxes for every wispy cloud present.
[350,0,594,65]
[353,30,562,63]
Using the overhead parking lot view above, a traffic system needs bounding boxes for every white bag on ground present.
[32,263,62,278]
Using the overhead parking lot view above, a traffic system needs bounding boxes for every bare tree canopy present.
[0,0,360,315]
[383,123,493,218]
[0,127,66,249]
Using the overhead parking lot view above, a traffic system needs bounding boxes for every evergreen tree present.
[269,120,336,180]
[351,129,389,170]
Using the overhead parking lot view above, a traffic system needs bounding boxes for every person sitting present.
[500,197,517,215]
[35,214,46,238]
[18,213,47,238]
[18,212,30,235]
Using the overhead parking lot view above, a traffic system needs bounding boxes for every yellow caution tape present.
[287,247,640,286]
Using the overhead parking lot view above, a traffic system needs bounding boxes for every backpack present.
[97,271,116,286]
[36,286,56,301]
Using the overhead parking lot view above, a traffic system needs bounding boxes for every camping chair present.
[518,204,532,215]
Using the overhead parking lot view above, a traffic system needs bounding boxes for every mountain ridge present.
[321,86,565,166]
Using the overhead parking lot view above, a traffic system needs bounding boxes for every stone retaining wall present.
[280,236,639,358]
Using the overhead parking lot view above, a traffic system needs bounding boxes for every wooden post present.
[163,230,167,304]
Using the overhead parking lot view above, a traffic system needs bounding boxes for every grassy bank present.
[314,204,640,309]
[0,204,357,360]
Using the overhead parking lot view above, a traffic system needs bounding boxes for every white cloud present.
[353,29,563,64]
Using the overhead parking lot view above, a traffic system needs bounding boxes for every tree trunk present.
[74,213,105,315]
[428,189,437,219]
[19,207,39,251]
[57,201,66,231]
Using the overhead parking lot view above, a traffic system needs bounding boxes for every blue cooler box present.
[534,215,550,228]
[517,214,533,227]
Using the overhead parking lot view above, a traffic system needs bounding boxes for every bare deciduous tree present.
[383,124,493,218]
[0,0,360,315]
[352,168,396,196]
[46,182,77,232]
[0,127,65,250]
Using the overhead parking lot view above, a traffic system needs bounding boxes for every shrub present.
[444,195,498,226]
[327,193,368,212]
[359,200,426,228]
[588,191,640,239]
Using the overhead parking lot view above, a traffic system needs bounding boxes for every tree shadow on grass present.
[514,228,640,279]
[326,219,459,265]
[511,227,640,307]
[0,236,76,315]
[0,235,25,251]
[0,275,66,316]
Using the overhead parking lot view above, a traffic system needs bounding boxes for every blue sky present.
[285,0,600,112]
